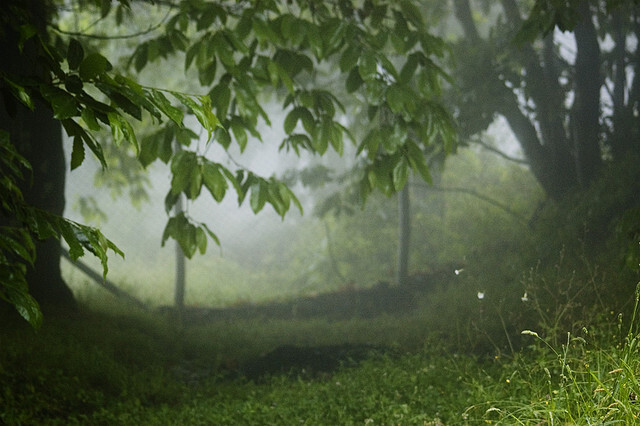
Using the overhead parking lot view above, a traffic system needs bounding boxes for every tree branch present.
[453,0,480,42]
[500,0,523,26]
[50,8,170,40]
[411,182,528,225]
[469,137,529,165]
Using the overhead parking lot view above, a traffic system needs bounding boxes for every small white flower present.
[477,291,485,300]
[454,268,464,275]
[521,291,529,302]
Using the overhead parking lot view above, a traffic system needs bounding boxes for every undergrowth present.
[2,271,640,424]
[2,155,639,424]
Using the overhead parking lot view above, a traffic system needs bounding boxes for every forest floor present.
[2,250,640,424]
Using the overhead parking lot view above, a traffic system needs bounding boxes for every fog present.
[61,96,526,311]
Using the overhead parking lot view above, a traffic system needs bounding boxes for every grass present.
[2,273,640,424]
[4,151,639,424]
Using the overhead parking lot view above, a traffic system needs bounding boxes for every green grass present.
[2,277,640,424]
[4,151,639,424]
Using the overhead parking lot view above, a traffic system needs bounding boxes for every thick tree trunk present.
[17,103,76,310]
[0,0,76,311]
[454,0,606,200]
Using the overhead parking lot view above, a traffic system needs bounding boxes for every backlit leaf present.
[70,136,85,170]
[79,53,110,80]
[67,39,84,70]
[41,86,77,119]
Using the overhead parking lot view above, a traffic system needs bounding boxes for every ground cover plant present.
[2,223,639,424]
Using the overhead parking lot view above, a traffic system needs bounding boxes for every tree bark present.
[0,0,76,311]
[571,1,603,187]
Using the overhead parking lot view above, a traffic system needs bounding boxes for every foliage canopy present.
[0,0,456,325]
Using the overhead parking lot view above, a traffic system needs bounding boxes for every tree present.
[449,0,640,200]
[0,0,454,326]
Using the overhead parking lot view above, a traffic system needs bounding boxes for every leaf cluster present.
[0,131,122,328]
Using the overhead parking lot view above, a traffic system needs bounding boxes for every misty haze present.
[1,0,639,424]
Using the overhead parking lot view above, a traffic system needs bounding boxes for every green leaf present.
[67,39,84,70]
[100,0,112,18]
[195,226,207,255]
[64,75,84,94]
[400,53,420,84]
[3,77,34,110]
[250,181,267,213]
[215,127,231,150]
[109,89,142,121]
[61,119,107,168]
[346,67,364,93]
[329,121,344,155]
[406,139,432,184]
[107,112,132,150]
[59,220,84,260]
[202,161,227,202]
[386,85,405,114]
[162,213,198,258]
[150,90,184,127]
[79,53,110,80]
[140,125,174,167]
[267,60,294,93]
[40,86,78,120]
[392,157,409,191]
[284,106,313,134]
[170,150,201,198]
[0,228,35,264]
[17,25,37,52]
[340,44,360,73]
[311,120,330,155]
[359,128,381,160]
[184,39,200,71]
[133,43,149,72]
[399,0,425,30]
[6,286,42,329]
[209,83,231,116]
[200,223,220,247]
[220,167,242,202]
[70,136,85,170]
[172,93,219,142]
[306,23,323,58]
[230,118,248,152]
[358,51,378,81]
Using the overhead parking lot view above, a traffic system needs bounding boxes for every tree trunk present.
[397,185,410,286]
[571,1,603,187]
[453,0,606,200]
[0,0,76,312]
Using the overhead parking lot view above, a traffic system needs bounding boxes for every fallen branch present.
[61,251,148,310]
